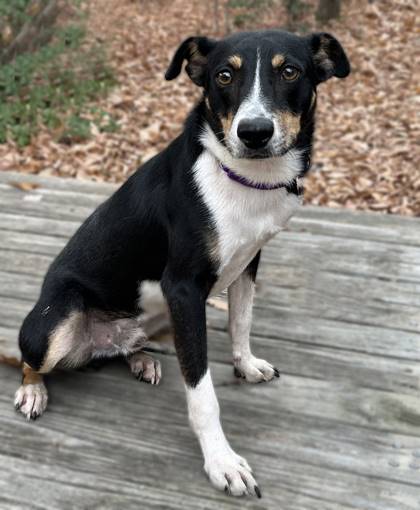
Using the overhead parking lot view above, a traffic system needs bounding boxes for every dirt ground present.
[0,0,418,215]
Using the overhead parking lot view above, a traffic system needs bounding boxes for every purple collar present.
[220,163,292,191]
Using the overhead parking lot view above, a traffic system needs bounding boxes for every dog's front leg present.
[162,273,260,497]
[228,253,280,383]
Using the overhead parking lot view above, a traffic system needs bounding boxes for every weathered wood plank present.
[3,276,420,390]
[206,323,420,395]
[209,306,420,361]
[253,284,420,334]
[1,170,420,248]
[0,249,52,276]
[0,326,19,360]
[0,230,66,256]
[290,207,420,247]
[0,270,42,299]
[264,233,420,283]
[3,302,420,398]
[0,195,95,222]
[0,212,79,238]
[1,360,420,509]
[1,171,420,509]
[0,170,115,195]
[0,183,111,209]
[2,249,420,368]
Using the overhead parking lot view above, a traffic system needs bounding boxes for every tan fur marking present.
[22,362,43,385]
[228,54,242,70]
[310,91,317,110]
[219,111,233,139]
[275,111,301,146]
[39,311,85,373]
[271,54,285,68]
[205,97,211,111]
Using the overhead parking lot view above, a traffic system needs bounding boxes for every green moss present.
[0,3,116,146]
[0,0,32,31]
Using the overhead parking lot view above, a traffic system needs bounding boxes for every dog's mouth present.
[230,144,292,161]
[240,148,272,160]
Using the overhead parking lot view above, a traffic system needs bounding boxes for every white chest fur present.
[192,150,302,296]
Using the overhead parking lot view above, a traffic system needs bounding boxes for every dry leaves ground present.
[0,0,418,215]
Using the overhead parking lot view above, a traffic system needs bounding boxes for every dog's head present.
[166,30,349,161]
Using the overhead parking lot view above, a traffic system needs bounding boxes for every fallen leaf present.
[8,181,40,192]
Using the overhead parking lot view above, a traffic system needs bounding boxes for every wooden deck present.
[0,170,420,510]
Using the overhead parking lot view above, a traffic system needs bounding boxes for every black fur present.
[20,108,217,377]
[308,32,350,82]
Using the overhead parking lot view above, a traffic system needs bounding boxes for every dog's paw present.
[234,356,280,383]
[14,383,48,420]
[205,450,261,498]
[127,352,162,385]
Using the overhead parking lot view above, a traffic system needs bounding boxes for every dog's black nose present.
[237,117,274,150]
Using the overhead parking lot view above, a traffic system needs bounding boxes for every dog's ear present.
[307,33,350,83]
[165,36,217,86]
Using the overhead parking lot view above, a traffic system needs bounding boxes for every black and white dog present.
[15,30,349,497]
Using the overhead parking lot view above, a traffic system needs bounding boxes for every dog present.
[14,30,350,497]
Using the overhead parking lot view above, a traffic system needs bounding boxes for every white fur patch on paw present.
[14,383,48,420]
[127,352,161,385]
[205,449,261,498]
[234,355,280,383]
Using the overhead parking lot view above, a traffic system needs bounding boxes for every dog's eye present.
[281,66,300,81]
[216,70,232,86]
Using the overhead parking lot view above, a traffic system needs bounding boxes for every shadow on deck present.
[0,171,419,510]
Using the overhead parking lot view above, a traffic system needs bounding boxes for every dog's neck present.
[199,123,304,187]
[219,163,296,191]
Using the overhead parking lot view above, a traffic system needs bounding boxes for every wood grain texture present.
[0,171,419,509]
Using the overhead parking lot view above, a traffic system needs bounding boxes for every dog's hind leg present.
[84,313,162,384]
[83,314,164,384]
[14,363,48,420]
[124,281,171,385]
[14,283,164,419]
[126,351,162,385]
[14,309,151,418]
[15,293,86,420]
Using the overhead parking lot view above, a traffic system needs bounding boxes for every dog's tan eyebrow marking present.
[272,54,285,68]
[228,55,242,70]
